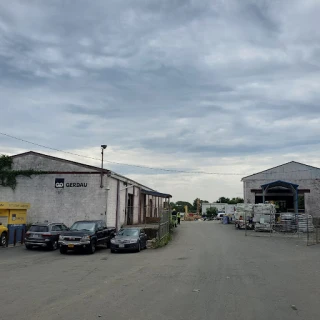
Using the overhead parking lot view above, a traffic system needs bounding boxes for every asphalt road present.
[1,221,320,320]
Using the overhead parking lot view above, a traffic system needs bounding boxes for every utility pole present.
[100,145,107,188]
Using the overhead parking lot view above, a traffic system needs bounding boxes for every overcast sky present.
[1,0,320,202]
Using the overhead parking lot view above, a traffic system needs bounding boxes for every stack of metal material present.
[235,203,253,220]
[279,213,297,232]
[253,204,276,232]
[297,214,314,233]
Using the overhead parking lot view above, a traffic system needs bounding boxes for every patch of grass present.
[153,233,172,248]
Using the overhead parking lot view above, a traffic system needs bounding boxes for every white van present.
[217,212,225,220]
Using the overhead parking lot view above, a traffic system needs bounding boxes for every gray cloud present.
[1,0,320,173]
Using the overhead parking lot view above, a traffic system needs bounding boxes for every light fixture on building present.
[100,145,107,188]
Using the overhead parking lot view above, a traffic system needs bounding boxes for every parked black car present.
[25,223,69,250]
[58,220,116,254]
[110,227,147,253]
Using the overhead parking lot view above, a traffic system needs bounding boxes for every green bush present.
[153,233,172,248]
[206,207,218,218]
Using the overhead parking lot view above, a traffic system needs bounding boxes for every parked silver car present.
[110,228,147,253]
[25,223,69,250]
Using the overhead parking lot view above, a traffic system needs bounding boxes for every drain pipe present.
[105,183,110,227]
[116,180,120,231]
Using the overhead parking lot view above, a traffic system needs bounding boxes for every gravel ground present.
[1,221,320,320]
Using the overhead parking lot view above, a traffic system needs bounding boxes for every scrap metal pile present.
[234,203,315,233]
[234,204,254,229]
[253,204,276,232]
[276,213,314,233]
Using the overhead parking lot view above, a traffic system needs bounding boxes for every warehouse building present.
[0,151,172,229]
[242,161,320,216]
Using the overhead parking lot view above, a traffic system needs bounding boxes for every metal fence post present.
[245,211,247,236]
[158,209,161,241]
[269,212,272,237]
[307,214,309,246]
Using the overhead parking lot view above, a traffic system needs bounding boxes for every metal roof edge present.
[241,161,320,181]
[10,151,171,196]
[10,151,110,173]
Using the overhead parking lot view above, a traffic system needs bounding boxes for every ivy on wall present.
[0,155,47,190]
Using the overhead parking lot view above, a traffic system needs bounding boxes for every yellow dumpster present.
[0,202,30,246]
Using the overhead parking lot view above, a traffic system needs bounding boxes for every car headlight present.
[59,235,64,240]
[111,239,117,244]
[80,235,91,242]
[130,239,138,243]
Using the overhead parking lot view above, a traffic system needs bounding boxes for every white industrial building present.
[202,203,236,215]
[242,161,320,216]
[0,151,172,229]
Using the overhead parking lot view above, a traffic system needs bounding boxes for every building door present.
[127,194,134,225]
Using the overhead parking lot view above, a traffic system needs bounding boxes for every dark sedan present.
[110,228,147,253]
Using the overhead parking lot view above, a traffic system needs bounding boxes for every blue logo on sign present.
[55,178,64,188]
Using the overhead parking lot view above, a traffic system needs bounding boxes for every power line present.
[1,131,319,176]
[0,132,243,175]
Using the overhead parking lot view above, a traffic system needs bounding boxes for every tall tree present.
[171,201,193,213]
[216,197,244,204]
[206,207,218,218]
[216,197,230,203]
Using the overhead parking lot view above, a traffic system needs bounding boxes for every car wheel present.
[137,242,141,252]
[1,233,7,247]
[25,244,33,250]
[60,246,67,254]
[88,240,96,254]
[51,240,58,251]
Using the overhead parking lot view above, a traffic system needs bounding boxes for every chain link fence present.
[158,209,170,241]
[244,213,320,246]
[125,205,171,242]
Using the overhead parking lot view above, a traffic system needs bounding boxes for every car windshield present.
[70,222,95,232]
[29,225,48,232]
[118,229,139,237]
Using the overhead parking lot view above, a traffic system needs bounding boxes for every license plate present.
[119,244,125,248]
[68,244,74,248]
[32,234,40,238]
